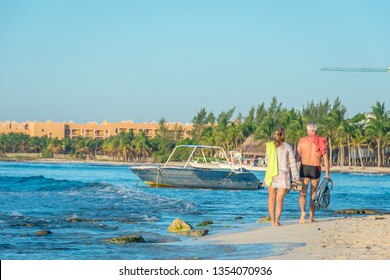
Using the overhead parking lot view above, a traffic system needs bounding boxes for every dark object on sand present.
[314,177,333,210]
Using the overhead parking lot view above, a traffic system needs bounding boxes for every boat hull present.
[130,166,260,190]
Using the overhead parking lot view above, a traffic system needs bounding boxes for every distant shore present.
[1,155,390,174]
[330,165,390,174]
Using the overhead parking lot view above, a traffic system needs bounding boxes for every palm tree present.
[199,126,215,146]
[133,131,151,161]
[74,137,90,159]
[28,136,44,153]
[351,128,367,167]
[7,133,20,153]
[318,114,337,168]
[302,99,331,123]
[365,101,389,167]
[157,118,170,139]
[334,123,346,167]
[63,137,75,156]
[172,122,185,142]
[314,98,346,168]
[102,137,116,160]
[0,133,11,153]
[286,113,306,153]
[240,106,256,138]
[89,138,103,159]
[254,115,277,142]
[155,118,176,160]
[228,122,245,150]
[382,131,390,166]
[254,103,267,127]
[190,108,215,143]
[341,120,356,168]
[330,98,347,166]
[18,133,30,153]
[47,138,64,158]
[118,132,134,161]
[214,108,235,151]
[0,134,6,154]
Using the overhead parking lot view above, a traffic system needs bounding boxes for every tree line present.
[1,97,389,167]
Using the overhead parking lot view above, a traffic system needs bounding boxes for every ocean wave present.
[0,175,85,192]
[0,175,124,192]
[0,175,198,214]
[7,211,24,217]
[96,184,198,214]
[350,172,386,176]
[0,211,51,228]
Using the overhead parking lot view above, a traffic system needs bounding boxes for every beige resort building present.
[0,120,193,140]
[1,120,266,158]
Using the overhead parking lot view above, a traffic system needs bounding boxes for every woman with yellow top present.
[264,127,299,226]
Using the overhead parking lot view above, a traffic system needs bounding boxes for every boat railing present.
[228,151,244,171]
[163,145,236,171]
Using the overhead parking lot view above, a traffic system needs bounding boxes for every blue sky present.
[1,0,389,124]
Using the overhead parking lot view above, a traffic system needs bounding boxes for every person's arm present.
[322,152,330,178]
[288,145,299,181]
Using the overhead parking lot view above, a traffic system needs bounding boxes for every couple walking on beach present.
[264,122,330,226]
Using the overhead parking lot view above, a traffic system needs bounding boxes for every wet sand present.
[201,215,390,260]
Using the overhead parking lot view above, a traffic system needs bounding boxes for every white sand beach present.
[330,165,390,174]
[201,215,390,260]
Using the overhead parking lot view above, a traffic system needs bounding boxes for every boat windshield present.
[163,145,234,170]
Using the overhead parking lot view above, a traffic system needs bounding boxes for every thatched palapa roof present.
[237,134,266,157]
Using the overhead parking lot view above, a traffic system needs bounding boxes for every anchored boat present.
[130,145,261,190]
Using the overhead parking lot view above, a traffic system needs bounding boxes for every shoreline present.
[1,157,390,174]
[330,165,390,174]
[200,215,390,260]
[2,157,389,260]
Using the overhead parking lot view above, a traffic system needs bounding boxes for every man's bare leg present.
[268,187,277,226]
[299,178,310,224]
[309,178,320,223]
[275,188,287,226]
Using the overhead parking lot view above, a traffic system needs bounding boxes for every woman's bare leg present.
[268,187,276,226]
[275,188,287,226]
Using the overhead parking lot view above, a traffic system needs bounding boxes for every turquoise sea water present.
[1,161,389,260]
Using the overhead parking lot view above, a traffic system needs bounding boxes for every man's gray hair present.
[307,122,317,131]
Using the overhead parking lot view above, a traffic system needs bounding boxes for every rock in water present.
[176,229,209,237]
[35,230,52,236]
[67,217,101,223]
[106,234,145,244]
[167,218,193,232]
[335,209,388,215]
[257,216,271,223]
[196,220,214,226]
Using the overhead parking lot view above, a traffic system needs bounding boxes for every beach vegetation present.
[1,97,389,167]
